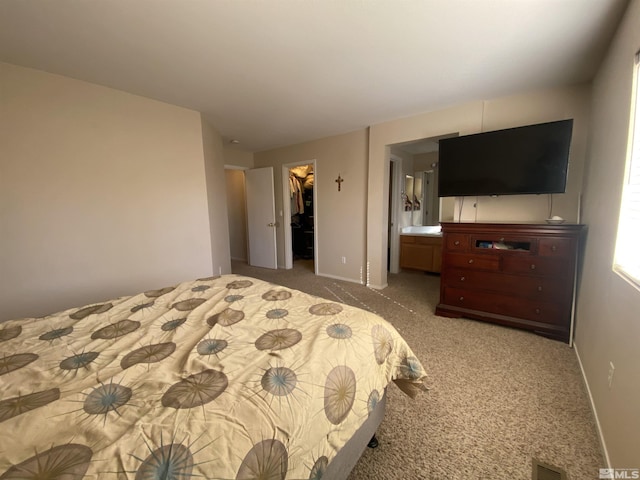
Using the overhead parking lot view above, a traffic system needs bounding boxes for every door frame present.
[282,160,317,272]
[388,154,403,274]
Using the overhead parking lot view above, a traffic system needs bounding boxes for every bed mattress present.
[0,274,426,479]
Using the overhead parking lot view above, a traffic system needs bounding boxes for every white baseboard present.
[574,342,610,468]
[316,272,365,285]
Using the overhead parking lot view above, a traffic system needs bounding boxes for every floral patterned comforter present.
[0,274,426,479]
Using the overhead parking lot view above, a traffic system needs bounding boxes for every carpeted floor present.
[231,259,604,480]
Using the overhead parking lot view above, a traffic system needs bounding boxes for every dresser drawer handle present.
[454,240,460,246]
[460,276,465,281]
[551,245,557,252]
[459,296,464,302]
[468,259,474,264]
[537,285,543,292]
[535,308,541,314]
[530,264,536,270]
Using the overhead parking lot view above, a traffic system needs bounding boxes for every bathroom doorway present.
[386,135,456,273]
[388,156,401,272]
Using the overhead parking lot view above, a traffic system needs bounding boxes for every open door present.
[245,167,277,269]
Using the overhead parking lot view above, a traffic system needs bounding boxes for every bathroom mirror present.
[403,175,414,211]
[405,170,437,226]
[412,171,426,226]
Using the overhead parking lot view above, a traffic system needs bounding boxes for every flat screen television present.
[438,119,573,197]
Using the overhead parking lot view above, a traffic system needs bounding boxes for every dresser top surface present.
[440,222,585,235]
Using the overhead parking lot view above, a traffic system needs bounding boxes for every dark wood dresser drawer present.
[502,255,569,277]
[538,237,574,257]
[444,269,568,301]
[445,253,500,271]
[442,287,566,325]
[446,234,470,251]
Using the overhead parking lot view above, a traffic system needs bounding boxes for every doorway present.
[282,161,317,272]
[388,156,401,272]
[386,135,456,273]
[224,167,248,263]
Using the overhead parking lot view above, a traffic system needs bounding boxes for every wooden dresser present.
[435,222,585,343]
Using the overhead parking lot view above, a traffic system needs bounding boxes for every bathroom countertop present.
[400,226,443,237]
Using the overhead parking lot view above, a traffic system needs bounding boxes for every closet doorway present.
[282,161,317,272]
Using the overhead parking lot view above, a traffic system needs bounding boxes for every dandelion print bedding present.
[0,274,427,479]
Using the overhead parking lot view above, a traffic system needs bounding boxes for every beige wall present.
[224,146,254,169]
[576,0,640,467]
[254,130,369,283]
[367,86,591,287]
[0,63,219,321]
[225,169,248,261]
[201,117,232,276]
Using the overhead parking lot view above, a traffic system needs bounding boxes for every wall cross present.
[335,174,343,191]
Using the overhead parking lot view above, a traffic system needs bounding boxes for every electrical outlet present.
[341,256,346,264]
[608,361,615,388]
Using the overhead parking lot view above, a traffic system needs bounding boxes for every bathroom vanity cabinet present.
[435,222,585,343]
[400,235,442,273]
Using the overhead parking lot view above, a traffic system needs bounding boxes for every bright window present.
[614,52,640,287]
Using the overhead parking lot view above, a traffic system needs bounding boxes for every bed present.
[0,274,426,479]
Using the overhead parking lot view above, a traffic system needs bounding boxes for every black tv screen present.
[438,119,573,197]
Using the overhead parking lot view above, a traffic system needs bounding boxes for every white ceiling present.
[0,0,629,152]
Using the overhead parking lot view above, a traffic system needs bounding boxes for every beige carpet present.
[231,260,604,480]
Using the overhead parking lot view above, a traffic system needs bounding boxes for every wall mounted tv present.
[438,119,573,197]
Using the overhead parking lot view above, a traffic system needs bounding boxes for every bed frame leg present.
[367,434,379,448]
